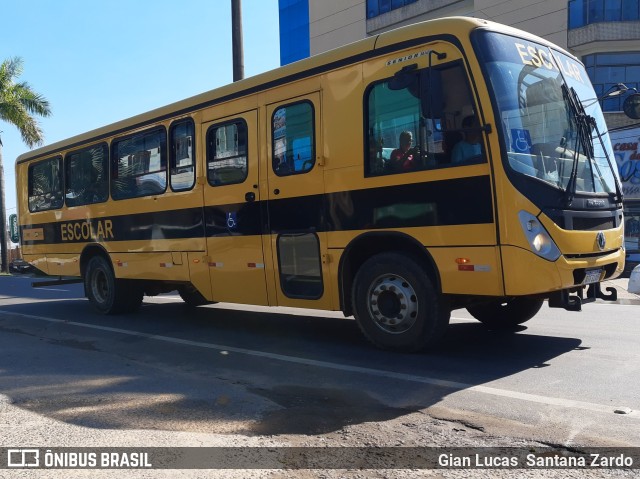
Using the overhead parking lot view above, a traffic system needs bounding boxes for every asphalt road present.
[0,274,639,476]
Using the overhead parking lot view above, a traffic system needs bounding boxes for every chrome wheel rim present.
[367,273,418,334]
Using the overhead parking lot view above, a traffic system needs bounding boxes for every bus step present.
[32,277,84,288]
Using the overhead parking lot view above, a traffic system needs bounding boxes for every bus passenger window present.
[170,119,195,191]
[65,144,109,206]
[111,128,167,200]
[28,156,63,212]
[272,101,315,176]
[206,120,248,186]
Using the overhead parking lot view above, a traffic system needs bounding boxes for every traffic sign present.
[9,214,19,243]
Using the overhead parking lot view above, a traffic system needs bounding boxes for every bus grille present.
[572,262,618,285]
[571,216,615,231]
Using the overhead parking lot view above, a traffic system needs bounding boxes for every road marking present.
[0,309,636,418]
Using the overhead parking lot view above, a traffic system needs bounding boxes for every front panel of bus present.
[472,30,624,296]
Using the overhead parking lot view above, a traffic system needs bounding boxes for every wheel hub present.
[92,269,109,304]
[368,274,418,334]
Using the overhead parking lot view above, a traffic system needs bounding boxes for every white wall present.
[308,0,569,54]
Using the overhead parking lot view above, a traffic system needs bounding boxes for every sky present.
[0,0,280,217]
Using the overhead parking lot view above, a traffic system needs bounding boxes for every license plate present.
[583,268,602,284]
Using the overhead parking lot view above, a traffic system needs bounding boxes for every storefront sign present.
[611,127,640,200]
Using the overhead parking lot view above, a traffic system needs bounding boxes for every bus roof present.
[15,16,564,165]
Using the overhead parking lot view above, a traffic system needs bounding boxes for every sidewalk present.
[604,277,640,303]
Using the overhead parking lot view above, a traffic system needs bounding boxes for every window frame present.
[64,142,110,207]
[28,156,64,213]
[206,118,249,187]
[363,61,483,178]
[271,99,316,178]
[110,126,168,201]
[169,118,196,192]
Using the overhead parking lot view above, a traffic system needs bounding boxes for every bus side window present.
[207,120,248,186]
[65,144,109,207]
[365,61,483,177]
[170,119,196,191]
[111,128,167,200]
[272,101,315,176]
[28,156,64,212]
[365,78,422,177]
[430,71,485,167]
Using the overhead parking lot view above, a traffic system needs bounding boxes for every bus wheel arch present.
[80,244,110,278]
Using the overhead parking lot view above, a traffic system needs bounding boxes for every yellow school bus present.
[16,17,625,352]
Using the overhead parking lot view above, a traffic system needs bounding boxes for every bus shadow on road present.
[0,298,582,437]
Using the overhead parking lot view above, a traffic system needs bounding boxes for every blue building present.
[278,0,310,65]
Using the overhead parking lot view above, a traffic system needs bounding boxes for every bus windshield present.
[476,31,618,196]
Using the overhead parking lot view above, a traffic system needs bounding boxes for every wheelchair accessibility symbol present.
[511,128,532,153]
[226,212,237,229]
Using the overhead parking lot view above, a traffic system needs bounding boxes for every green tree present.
[0,57,51,272]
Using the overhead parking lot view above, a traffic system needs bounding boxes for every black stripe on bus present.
[21,175,493,245]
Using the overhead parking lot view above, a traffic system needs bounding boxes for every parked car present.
[8,258,35,274]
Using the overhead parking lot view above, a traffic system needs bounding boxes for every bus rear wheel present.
[352,253,449,352]
[85,256,142,314]
[466,297,543,329]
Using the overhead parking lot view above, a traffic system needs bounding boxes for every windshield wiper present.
[561,83,623,205]
[561,83,594,206]
[589,118,624,204]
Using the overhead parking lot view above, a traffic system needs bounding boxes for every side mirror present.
[389,64,418,91]
[623,93,640,120]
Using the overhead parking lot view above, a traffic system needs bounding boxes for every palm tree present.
[0,56,51,272]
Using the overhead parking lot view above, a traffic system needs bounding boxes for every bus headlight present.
[518,211,561,261]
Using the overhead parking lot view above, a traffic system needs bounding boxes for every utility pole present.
[231,0,244,82]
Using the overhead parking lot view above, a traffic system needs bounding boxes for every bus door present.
[265,92,333,308]
[202,109,269,305]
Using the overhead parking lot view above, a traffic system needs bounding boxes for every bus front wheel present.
[85,256,142,314]
[466,297,543,329]
[352,253,449,352]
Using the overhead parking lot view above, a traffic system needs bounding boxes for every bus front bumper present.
[502,245,624,300]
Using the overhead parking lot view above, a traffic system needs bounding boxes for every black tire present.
[466,297,543,329]
[84,256,142,314]
[178,284,213,307]
[352,252,449,352]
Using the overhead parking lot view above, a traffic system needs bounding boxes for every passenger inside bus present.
[451,115,482,164]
